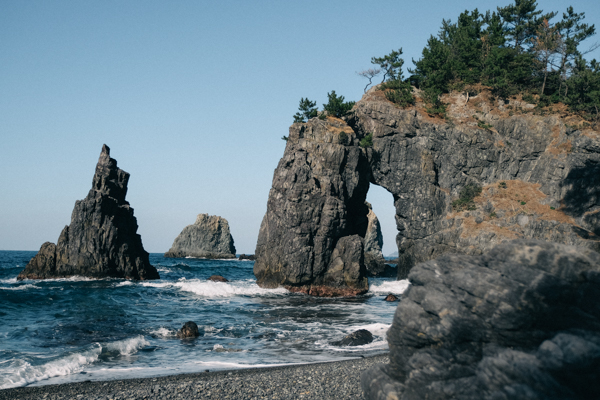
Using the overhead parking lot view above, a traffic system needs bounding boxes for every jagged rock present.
[361,240,600,400]
[165,214,236,259]
[176,321,200,339]
[384,294,397,302]
[17,145,159,281]
[238,254,256,261]
[332,329,374,347]
[364,202,390,277]
[255,88,600,289]
[207,275,228,282]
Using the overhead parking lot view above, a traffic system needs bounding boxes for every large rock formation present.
[164,214,236,259]
[364,202,394,277]
[17,145,159,281]
[254,86,600,292]
[361,239,600,399]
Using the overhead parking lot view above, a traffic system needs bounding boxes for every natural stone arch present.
[254,89,600,295]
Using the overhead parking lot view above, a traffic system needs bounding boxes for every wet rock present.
[177,321,200,339]
[165,214,236,259]
[333,329,374,347]
[207,275,228,282]
[361,239,600,400]
[384,294,397,302]
[17,145,159,281]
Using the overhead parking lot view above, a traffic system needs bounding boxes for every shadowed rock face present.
[164,214,236,259]
[361,239,600,399]
[18,145,159,281]
[254,88,600,294]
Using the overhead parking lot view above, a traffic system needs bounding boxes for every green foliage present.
[293,98,318,123]
[372,49,405,82]
[499,181,507,189]
[422,88,447,118]
[323,91,355,118]
[452,184,482,211]
[282,135,288,141]
[359,133,373,148]
[477,119,494,130]
[405,1,598,119]
[521,201,527,205]
[381,79,415,107]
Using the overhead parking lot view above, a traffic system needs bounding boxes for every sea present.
[0,251,408,389]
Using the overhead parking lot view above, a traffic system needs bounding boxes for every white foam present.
[103,336,149,356]
[150,327,177,339]
[0,284,39,291]
[0,344,102,389]
[117,281,133,286]
[142,278,288,298]
[0,278,17,284]
[369,279,410,295]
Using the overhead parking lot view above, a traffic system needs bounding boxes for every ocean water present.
[0,251,408,389]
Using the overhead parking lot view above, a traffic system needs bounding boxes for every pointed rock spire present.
[18,145,159,281]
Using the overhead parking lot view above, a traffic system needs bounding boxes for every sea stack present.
[164,214,236,259]
[17,145,159,281]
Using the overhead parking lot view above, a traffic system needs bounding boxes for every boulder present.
[361,240,600,400]
[207,275,228,282]
[384,294,397,302]
[176,321,200,339]
[165,214,236,259]
[332,329,374,347]
[17,145,159,281]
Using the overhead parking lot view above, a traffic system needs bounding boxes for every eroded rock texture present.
[18,145,159,281]
[361,239,600,400]
[165,214,236,259]
[255,87,600,293]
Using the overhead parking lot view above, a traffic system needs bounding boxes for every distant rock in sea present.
[164,214,236,259]
[238,254,256,261]
[364,203,396,277]
[361,239,600,399]
[17,145,159,281]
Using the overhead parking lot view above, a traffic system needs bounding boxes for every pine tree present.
[293,98,318,123]
[497,0,556,53]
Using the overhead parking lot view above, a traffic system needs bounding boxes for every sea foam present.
[368,279,410,295]
[142,278,288,298]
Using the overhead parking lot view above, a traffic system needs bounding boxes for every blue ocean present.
[0,251,407,389]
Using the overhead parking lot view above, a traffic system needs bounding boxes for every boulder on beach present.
[165,214,236,259]
[17,145,159,281]
[361,239,600,400]
[332,329,374,347]
[176,321,200,339]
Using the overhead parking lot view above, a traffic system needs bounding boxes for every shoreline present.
[0,353,388,400]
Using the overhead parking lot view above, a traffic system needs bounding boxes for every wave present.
[0,278,17,284]
[141,278,288,298]
[0,336,149,389]
[0,284,40,291]
[368,279,410,295]
[149,327,177,339]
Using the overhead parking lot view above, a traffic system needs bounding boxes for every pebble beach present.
[0,354,388,400]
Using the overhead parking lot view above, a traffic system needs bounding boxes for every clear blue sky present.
[2,0,599,254]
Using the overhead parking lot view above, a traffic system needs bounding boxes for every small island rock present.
[17,145,159,281]
[207,275,228,282]
[165,214,236,259]
[384,294,398,302]
[177,321,200,339]
[332,329,374,347]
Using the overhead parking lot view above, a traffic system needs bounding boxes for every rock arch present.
[254,90,600,295]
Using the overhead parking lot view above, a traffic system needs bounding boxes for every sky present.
[1,0,599,255]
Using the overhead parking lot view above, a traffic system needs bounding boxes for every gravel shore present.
[0,354,388,400]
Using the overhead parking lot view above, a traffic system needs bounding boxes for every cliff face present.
[165,214,236,259]
[18,145,159,281]
[361,239,600,399]
[254,87,600,292]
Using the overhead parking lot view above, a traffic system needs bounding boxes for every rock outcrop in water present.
[361,239,600,399]
[17,145,159,281]
[165,214,236,259]
[254,87,600,294]
[364,202,395,277]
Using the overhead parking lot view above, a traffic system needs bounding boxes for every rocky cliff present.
[364,202,392,277]
[164,214,236,259]
[254,86,600,293]
[361,239,600,399]
[18,145,159,281]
